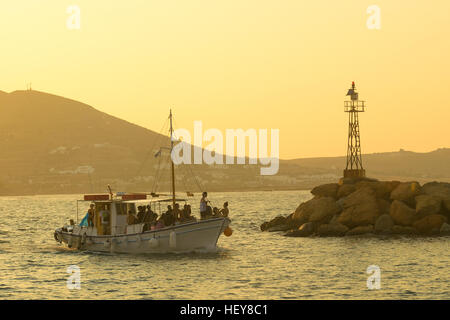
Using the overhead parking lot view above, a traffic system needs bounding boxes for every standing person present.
[99,205,110,235]
[87,203,95,227]
[200,192,209,219]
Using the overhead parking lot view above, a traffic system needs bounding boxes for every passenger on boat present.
[181,204,190,218]
[173,203,182,220]
[144,206,157,223]
[100,206,110,235]
[127,210,137,225]
[87,203,95,227]
[145,205,156,218]
[152,219,165,230]
[219,202,229,217]
[142,207,157,231]
[162,205,175,226]
[200,192,209,219]
[203,205,213,219]
[137,206,146,223]
[180,204,196,222]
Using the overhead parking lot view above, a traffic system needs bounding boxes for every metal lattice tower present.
[343,82,366,178]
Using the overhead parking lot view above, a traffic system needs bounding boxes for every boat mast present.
[169,109,176,209]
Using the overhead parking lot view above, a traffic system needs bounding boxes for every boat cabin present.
[77,194,187,236]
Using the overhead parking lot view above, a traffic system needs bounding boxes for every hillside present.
[0,89,448,195]
[0,90,169,194]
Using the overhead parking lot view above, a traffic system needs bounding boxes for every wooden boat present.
[54,110,231,253]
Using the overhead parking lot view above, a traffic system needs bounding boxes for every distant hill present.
[0,90,169,194]
[0,89,448,195]
[285,148,450,182]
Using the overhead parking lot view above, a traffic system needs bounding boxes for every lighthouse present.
[343,82,366,178]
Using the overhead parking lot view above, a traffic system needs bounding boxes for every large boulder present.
[385,180,402,194]
[284,222,315,237]
[284,212,301,229]
[412,214,447,235]
[266,224,292,232]
[309,198,341,223]
[292,197,341,225]
[317,223,349,237]
[339,176,378,185]
[311,183,339,199]
[377,198,391,215]
[356,180,398,199]
[415,195,442,218]
[374,214,394,233]
[292,202,310,226]
[390,181,421,206]
[337,184,356,199]
[260,215,287,231]
[346,225,374,236]
[329,214,340,225]
[337,187,380,228]
[390,200,417,226]
[422,182,450,212]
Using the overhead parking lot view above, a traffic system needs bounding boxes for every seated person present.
[127,210,137,225]
[219,202,229,217]
[144,206,158,223]
[204,205,213,218]
[180,204,196,222]
[152,218,165,230]
[146,205,157,219]
[173,203,182,220]
[181,204,190,218]
[100,206,110,235]
[162,210,175,226]
[158,205,174,226]
[137,206,146,223]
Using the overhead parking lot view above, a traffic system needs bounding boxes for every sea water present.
[0,191,448,299]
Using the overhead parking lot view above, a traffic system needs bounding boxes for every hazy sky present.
[1,1,449,159]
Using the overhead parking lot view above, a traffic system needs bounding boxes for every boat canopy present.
[122,198,187,204]
[78,196,187,203]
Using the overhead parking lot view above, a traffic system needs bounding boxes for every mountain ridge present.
[0,89,449,195]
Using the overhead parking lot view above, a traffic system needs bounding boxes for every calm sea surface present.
[0,190,448,299]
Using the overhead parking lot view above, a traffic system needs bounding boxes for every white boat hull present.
[55,217,231,254]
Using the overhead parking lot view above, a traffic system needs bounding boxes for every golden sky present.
[1,0,449,159]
